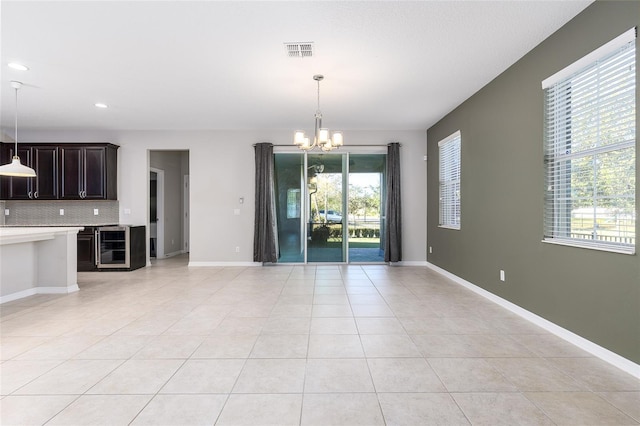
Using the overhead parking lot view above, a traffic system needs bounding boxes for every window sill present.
[439,225,461,231]
[542,238,635,255]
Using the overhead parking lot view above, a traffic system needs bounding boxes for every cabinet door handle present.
[34,191,38,199]
[28,191,33,199]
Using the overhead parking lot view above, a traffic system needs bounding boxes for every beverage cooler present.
[96,225,145,271]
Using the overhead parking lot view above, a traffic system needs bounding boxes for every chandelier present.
[293,74,343,151]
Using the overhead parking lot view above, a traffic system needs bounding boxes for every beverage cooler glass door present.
[97,226,130,268]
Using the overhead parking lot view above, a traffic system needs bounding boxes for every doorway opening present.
[149,150,190,263]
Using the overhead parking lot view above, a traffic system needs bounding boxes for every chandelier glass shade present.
[294,75,343,151]
[0,81,36,177]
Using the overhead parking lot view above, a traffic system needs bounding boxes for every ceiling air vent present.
[285,42,313,58]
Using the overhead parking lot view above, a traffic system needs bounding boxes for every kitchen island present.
[0,227,83,303]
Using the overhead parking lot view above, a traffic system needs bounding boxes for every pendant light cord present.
[14,85,19,155]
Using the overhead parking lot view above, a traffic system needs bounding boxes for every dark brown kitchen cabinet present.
[32,146,59,199]
[0,142,118,201]
[77,227,98,271]
[59,144,118,200]
[1,145,31,199]
[0,145,58,199]
[59,146,83,199]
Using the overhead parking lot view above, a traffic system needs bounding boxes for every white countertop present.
[0,227,84,245]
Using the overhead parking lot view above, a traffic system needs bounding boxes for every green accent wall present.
[427,1,640,364]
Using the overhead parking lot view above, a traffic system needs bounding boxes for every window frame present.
[438,130,462,230]
[542,28,636,254]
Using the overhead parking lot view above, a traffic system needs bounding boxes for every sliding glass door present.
[307,154,346,262]
[274,154,304,262]
[348,154,386,262]
[273,151,385,263]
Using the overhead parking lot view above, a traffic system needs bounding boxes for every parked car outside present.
[318,210,342,223]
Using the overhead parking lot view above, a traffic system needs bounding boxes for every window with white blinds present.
[439,131,461,229]
[543,28,636,254]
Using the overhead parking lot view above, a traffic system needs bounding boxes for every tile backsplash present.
[2,200,119,226]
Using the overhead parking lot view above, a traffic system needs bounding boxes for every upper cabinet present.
[1,145,59,200]
[33,146,59,199]
[2,146,31,199]
[0,143,118,201]
[59,145,118,200]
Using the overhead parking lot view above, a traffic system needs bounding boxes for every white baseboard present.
[188,261,262,267]
[0,285,80,304]
[397,260,429,266]
[425,262,640,379]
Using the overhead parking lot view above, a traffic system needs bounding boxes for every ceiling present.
[1,1,593,133]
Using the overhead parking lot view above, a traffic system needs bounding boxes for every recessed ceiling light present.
[94,103,108,109]
[8,62,29,71]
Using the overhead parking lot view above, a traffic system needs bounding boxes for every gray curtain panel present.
[384,142,402,262]
[253,143,279,263]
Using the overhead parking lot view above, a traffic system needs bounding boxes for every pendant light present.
[0,81,36,177]
[294,74,343,152]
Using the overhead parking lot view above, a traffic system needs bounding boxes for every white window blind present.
[439,131,461,229]
[543,29,636,254]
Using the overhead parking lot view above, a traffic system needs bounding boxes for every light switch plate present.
[4,209,9,216]
[59,209,65,216]
[94,209,99,216]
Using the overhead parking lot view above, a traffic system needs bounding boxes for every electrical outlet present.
[235,246,240,253]
[93,209,99,216]
[500,270,505,282]
[4,209,9,216]
[59,209,65,216]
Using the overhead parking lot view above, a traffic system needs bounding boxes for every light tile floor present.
[1,255,639,425]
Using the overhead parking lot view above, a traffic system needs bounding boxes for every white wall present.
[17,129,427,264]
